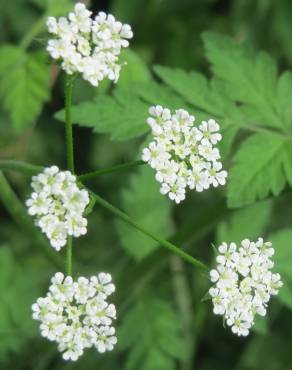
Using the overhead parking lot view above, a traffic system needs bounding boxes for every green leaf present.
[276,71,292,128]
[269,229,292,279]
[55,88,149,141]
[133,80,187,111]
[152,67,240,156]
[0,247,40,361]
[153,66,240,122]
[116,165,172,260]
[227,133,292,207]
[119,298,185,370]
[0,45,50,132]
[217,200,271,244]
[153,65,215,113]
[118,49,151,87]
[268,229,292,310]
[202,32,284,129]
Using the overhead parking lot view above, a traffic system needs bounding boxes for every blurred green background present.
[1,0,292,369]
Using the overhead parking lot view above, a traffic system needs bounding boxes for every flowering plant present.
[32,272,116,361]
[26,166,89,250]
[210,238,282,336]
[47,3,133,85]
[142,106,227,203]
[1,1,292,369]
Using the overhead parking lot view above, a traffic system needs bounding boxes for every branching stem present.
[79,160,145,181]
[88,190,208,270]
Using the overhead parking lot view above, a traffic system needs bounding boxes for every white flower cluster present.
[209,238,283,336]
[142,105,227,203]
[26,166,89,251]
[32,272,117,361]
[46,2,133,86]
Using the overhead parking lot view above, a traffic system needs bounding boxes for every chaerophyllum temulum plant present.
[0,1,285,364]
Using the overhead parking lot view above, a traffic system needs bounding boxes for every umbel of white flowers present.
[32,272,117,361]
[142,105,227,203]
[209,238,283,336]
[46,2,133,86]
[26,166,89,251]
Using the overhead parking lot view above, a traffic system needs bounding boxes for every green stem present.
[65,75,74,275]
[88,190,208,270]
[79,160,145,181]
[66,236,72,276]
[65,75,74,173]
[0,160,43,176]
[0,171,62,268]
[20,14,47,50]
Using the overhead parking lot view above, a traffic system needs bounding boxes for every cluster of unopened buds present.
[32,272,117,361]
[142,105,227,203]
[209,238,282,336]
[26,166,89,251]
[46,2,133,86]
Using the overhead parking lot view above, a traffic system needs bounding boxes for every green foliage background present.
[1,0,292,369]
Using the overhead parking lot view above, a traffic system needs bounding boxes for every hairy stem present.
[65,75,74,275]
[79,160,145,181]
[88,190,208,270]
[0,171,62,268]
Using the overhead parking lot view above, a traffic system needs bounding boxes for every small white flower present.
[198,142,220,162]
[142,142,170,169]
[95,326,117,353]
[216,242,236,266]
[69,3,92,33]
[26,192,51,216]
[46,17,58,34]
[48,222,67,251]
[227,313,252,337]
[209,238,282,337]
[142,106,227,203]
[90,273,116,297]
[188,167,210,192]
[155,160,179,184]
[26,166,90,251]
[206,162,228,187]
[198,119,222,145]
[32,272,117,361]
[209,287,227,315]
[46,3,133,86]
